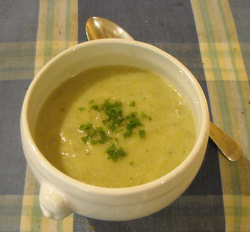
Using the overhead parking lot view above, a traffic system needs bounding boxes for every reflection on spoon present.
[86,17,133,41]
[86,16,242,162]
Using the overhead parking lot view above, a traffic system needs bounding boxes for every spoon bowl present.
[86,17,134,41]
[86,16,242,162]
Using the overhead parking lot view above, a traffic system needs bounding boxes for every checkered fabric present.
[0,0,249,231]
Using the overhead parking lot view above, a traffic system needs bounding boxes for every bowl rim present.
[21,39,209,196]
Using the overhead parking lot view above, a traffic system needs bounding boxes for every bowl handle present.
[39,183,72,220]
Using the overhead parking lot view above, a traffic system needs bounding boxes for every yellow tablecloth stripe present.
[20,0,78,231]
[191,0,250,231]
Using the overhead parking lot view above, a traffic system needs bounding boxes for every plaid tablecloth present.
[0,0,249,231]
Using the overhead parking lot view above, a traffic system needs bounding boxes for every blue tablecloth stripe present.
[0,79,31,194]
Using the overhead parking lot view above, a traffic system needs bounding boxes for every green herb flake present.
[139,130,146,138]
[78,107,85,112]
[123,130,133,138]
[141,112,152,120]
[129,101,136,107]
[91,104,102,112]
[106,144,127,162]
[82,137,88,144]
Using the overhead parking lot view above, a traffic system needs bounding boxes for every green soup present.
[34,66,196,188]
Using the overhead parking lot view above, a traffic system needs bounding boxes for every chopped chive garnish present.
[79,99,152,162]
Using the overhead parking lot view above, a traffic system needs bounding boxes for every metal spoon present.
[86,16,242,161]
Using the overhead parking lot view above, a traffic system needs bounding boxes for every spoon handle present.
[209,121,242,161]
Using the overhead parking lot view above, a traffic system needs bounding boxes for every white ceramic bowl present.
[20,39,209,221]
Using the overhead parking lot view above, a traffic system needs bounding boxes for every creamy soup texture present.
[35,66,196,188]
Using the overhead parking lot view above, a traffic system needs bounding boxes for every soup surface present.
[35,66,196,188]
